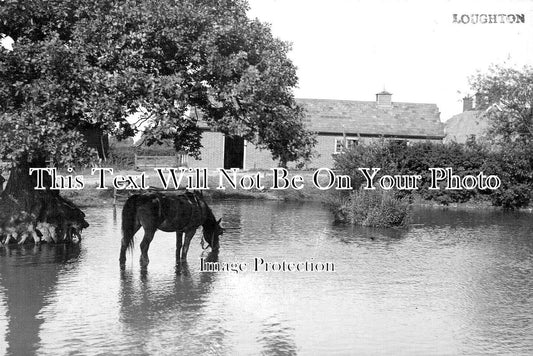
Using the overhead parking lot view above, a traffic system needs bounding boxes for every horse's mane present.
[187,190,216,228]
[202,198,217,228]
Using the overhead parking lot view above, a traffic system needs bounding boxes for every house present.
[444,95,490,144]
[185,91,445,170]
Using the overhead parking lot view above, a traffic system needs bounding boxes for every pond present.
[0,201,532,355]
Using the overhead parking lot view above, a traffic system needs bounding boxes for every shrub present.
[482,143,533,209]
[333,189,411,227]
[333,139,533,209]
[106,145,135,168]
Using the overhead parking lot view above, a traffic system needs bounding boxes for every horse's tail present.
[121,194,139,252]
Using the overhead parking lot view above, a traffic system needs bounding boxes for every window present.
[334,138,358,153]
[390,139,409,147]
[335,139,343,153]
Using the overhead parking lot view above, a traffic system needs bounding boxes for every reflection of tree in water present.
[118,251,230,354]
[0,244,80,355]
[331,208,532,245]
[329,223,409,247]
[410,208,523,229]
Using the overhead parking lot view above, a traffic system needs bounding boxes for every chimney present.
[463,96,473,112]
[376,90,392,106]
[475,92,487,110]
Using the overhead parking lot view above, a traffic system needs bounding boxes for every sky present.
[0,36,13,50]
[247,0,533,121]
[2,1,532,121]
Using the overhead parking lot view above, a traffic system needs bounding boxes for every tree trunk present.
[0,159,89,245]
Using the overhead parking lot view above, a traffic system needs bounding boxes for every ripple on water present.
[0,202,532,355]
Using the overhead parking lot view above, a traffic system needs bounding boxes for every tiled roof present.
[297,98,444,138]
[444,110,489,143]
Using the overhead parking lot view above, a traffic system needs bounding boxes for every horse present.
[119,191,223,267]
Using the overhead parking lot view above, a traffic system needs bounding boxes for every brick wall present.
[244,142,278,170]
[185,131,442,171]
[187,134,281,170]
[187,131,224,169]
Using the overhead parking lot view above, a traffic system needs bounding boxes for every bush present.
[333,140,533,209]
[482,143,533,209]
[333,189,411,227]
[107,146,135,168]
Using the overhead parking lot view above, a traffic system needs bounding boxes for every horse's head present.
[60,204,89,243]
[204,218,223,251]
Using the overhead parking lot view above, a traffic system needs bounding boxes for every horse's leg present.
[139,228,156,267]
[176,230,184,262]
[119,220,141,266]
[180,229,196,260]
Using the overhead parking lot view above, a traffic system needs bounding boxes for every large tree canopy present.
[0,0,316,245]
[0,0,315,167]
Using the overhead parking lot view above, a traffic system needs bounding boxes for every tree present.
[0,0,315,244]
[469,64,533,145]
[469,64,533,208]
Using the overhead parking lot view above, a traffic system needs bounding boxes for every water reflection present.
[258,316,298,356]
[0,201,532,355]
[118,250,229,354]
[0,244,80,356]
[330,223,409,244]
[411,206,532,229]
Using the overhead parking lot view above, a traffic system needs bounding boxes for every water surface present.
[1,201,532,355]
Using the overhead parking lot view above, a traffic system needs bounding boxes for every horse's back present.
[122,193,161,230]
[157,192,206,232]
[122,191,208,232]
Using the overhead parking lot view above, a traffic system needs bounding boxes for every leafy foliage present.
[333,189,411,227]
[469,64,533,145]
[482,143,533,209]
[334,140,532,209]
[467,64,533,208]
[0,0,315,167]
